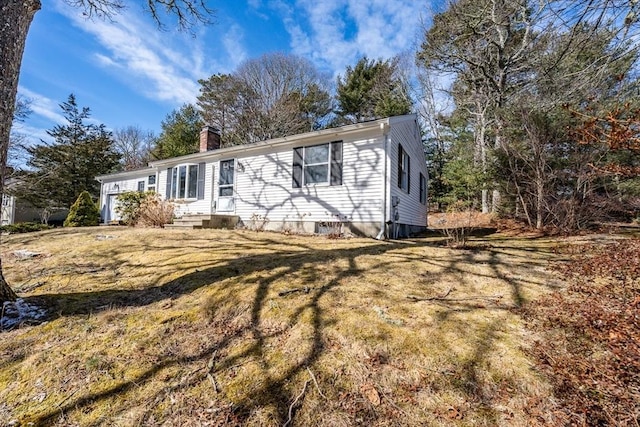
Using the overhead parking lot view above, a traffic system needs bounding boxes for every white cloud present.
[18,87,66,124]
[55,2,207,105]
[222,24,248,69]
[275,0,428,77]
[11,122,52,145]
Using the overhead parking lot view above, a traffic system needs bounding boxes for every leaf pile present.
[525,239,640,426]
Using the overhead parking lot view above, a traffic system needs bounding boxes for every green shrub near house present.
[0,222,52,234]
[115,191,154,226]
[64,191,100,227]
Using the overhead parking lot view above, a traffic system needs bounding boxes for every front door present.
[210,164,216,214]
[106,194,120,222]
[217,159,235,212]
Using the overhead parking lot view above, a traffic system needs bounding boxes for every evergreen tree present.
[17,94,121,210]
[335,56,412,124]
[64,190,100,227]
[152,104,203,159]
[0,0,213,304]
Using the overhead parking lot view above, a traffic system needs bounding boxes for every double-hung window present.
[165,163,205,200]
[419,173,426,205]
[398,144,410,193]
[292,141,342,188]
[147,175,156,193]
[137,180,145,192]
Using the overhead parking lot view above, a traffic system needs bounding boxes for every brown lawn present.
[0,226,569,426]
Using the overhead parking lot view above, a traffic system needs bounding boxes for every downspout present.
[376,122,390,240]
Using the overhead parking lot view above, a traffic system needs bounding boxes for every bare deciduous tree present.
[198,53,332,146]
[113,126,156,170]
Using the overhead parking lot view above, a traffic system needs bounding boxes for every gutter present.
[376,122,390,240]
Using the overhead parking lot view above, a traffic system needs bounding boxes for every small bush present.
[115,191,154,226]
[136,194,174,227]
[64,191,100,227]
[440,202,477,247]
[0,222,52,234]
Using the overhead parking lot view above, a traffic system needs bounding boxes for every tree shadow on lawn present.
[18,233,560,426]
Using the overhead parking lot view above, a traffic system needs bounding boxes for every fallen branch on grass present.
[307,367,326,400]
[407,289,503,303]
[283,377,310,427]
[278,286,310,297]
[407,287,452,301]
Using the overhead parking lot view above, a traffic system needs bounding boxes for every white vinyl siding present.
[388,118,428,227]
[158,164,212,217]
[98,115,426,232]
[233,134,384,224]
[97,170,153,223]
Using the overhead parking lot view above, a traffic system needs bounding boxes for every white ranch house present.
[96,114,428,238]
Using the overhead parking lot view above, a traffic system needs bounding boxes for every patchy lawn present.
[0,227,566,426]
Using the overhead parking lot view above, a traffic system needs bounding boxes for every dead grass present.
[0,227,566,426]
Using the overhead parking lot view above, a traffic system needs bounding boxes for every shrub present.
[115,191,154,226]
[0,222,52,234]
[439,202,478,247]
[64,191,100,227]
[136,194,174,227]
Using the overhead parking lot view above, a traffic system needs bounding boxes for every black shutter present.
[330,141,343,186]
[165,167,173,198]
[292,147,303,188]
[196,162,206,200]
[407,156,411,194]
[397,145,403,188]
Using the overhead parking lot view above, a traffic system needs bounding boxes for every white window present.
[167,164,200,199]
[137,180,145,192]
[292,141,342,188]
[148,175,156,193]
[304,144,329,184]
[419,173,426,205]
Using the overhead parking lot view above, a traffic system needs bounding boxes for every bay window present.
[165,163,205,200]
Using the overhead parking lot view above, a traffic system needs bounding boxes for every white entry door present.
[107,194,120,222]
[216,159,235,213]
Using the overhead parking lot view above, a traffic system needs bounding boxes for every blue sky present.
[14,0,433,146]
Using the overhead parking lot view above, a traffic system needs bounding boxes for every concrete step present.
[164,224,202,230]
[167,214,240,230]
[172,219,210,227]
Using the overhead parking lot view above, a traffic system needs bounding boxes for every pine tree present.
[64,191,100,227]
[152,104,203,159]
[336,56,412,124]
[17,94,121,211]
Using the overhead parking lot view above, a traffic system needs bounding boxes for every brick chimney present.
[199,126,221,152]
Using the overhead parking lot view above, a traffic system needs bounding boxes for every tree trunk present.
[0,257,17,303]
[0,0,42,304]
